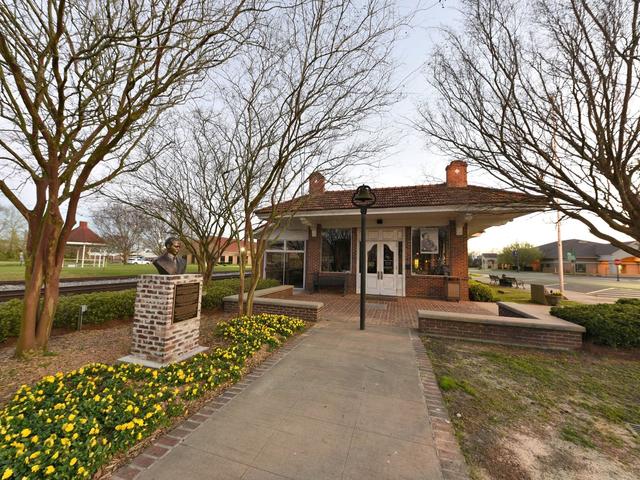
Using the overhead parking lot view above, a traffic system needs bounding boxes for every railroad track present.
[0,271,250,302]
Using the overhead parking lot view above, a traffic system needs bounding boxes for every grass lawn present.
[0,261,241,281]
[474,281,581,307]
[423,337,640,480]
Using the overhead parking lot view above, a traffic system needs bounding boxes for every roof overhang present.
[257,203,545,237]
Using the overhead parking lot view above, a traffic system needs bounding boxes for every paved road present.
[472,269,640,298]
[137,323,443,480]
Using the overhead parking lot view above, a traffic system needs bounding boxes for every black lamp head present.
[351,185,376,208]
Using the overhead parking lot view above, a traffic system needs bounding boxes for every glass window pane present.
[383,244,394,274]
[321,228,351,272]
[367,244,377,273]
[284,252,305,288]
[411,227,449,276]
[286,240,305,251]
[265,252,284,283]
[267,240,284,250]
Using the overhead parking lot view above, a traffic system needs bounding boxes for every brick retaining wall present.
[223,285,323,322]
[419,317,582,350]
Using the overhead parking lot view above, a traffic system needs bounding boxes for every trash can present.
[445,276,461,302]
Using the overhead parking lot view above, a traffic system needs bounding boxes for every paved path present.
[294,293,493,328]
[137,322,443,480]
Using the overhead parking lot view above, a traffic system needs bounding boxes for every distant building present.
[66,221,106,267]
[535,239,640,276]
[183,237,252,266]
[480,253,497,269]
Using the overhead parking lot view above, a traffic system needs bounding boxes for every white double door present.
[364,240,398,296]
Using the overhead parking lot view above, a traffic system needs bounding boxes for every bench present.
[505,276,525,289]
[489,274,500,285]
[313,272,347,296]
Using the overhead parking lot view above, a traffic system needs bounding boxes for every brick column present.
[305,224,321,292]
[449,221,469,301]
[120,274,207,368]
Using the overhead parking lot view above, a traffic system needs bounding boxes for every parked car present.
[127,256,151,265]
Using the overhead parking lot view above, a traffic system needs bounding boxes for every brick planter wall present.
[127,274,205,366]
[223,300,322,322]
[419,317,582,350]
[223,285,323,322]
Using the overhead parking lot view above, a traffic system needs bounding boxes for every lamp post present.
[352,185,376,330]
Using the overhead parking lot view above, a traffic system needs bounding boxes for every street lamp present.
[352,185,376,330]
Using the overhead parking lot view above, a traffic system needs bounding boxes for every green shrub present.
[469,280,496,302]
[616,298,640,306]
[0,277,281,343]
[550,302,640,347]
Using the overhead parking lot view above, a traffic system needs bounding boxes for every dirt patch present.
[0,309,233,406]
[422,337,640,480]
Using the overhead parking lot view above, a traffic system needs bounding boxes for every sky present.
[350,0,632,254]
[0,0,632,254]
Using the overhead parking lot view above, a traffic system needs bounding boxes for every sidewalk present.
[131,322,445,480]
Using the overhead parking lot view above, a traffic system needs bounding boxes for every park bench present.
[501,276,525,289]
[489,274,500,285]
[313,272,347,296]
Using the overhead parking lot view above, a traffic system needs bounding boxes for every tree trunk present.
[237,244,245,316]
[16,213,65,356]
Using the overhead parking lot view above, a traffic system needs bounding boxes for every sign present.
[614,259,621,266]
[419,228,439,254]
[173,282,200,323]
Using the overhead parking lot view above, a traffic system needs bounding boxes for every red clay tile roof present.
[256,183,547,215]
[68,221,105,244]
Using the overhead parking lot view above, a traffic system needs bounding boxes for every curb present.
[410,330,471,480]
[110,329,311,480]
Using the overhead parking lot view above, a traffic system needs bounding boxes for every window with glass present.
[411,227,450,275]
[264,241,306,288]
[321,228,351,272]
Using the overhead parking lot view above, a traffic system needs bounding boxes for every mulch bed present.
[0,309,234,406]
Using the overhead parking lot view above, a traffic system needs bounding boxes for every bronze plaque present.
[173,282,200,323]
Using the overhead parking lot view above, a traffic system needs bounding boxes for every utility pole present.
[550,96,565,296]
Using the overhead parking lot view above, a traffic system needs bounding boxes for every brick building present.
[535,239,640,276]
[256,161,545,301]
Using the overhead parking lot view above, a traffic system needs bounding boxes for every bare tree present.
[140,215,171,256]
[418,0,640,256]
[111,111,240,286]
[92,202,148,263]
[0,0,255,355]
[211,0,402,315]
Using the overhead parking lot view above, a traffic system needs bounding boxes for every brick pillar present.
[449,221,469,300]
[305,224,321,292]
[123,274,207,367]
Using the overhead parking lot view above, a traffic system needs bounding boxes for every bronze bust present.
[153,237,187,275]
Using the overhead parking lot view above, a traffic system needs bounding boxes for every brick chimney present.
[445,160,468,188]
[309,172,325,194]
[79,221,88,228]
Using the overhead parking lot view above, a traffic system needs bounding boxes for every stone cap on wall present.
[224,285,324,310]
[224,285,293,302]
[417,309,585,333]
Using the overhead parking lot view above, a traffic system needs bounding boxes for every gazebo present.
[67,221,106,268]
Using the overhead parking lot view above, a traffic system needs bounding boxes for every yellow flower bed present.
[0,314,305,479]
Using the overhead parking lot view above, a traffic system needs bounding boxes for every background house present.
[535,239,640,276]
[480,253,497,269]
[183,238,252,266]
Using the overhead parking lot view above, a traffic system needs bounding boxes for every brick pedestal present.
[119,274,207,368]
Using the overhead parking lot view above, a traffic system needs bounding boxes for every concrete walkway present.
[137,322,443,480]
